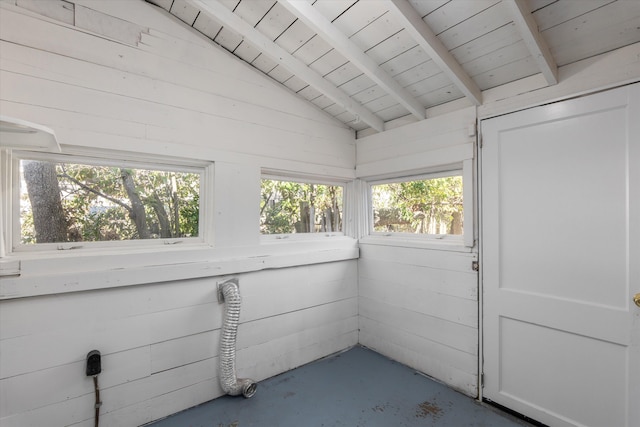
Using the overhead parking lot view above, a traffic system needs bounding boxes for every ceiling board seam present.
[231,40,244,55]
[426,0,501,37]
[321,60,351,78]
[363,27,404,54]
[452,21,515,56]
[303,91,323,102]
[530,0,559,14]
[348,10,391,40]
[536,0,618,32]
[392,59,437,80]
[250,53,279,74]
[329,0,359,24]
[420,1,445,19]
[378,41,420,69]
[336,72,367,90]
[212,24,224,41]
[349,82,380,99]
[290,33,321,57]
[307,47,343,69]
[252,1,278,29]
[273,19,297,43]
[435,1,504,47]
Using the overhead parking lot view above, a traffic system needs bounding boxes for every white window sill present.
[0,238,359,300]
[260,233,346,243]
[359,234,475,253]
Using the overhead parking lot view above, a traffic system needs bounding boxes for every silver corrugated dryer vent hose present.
[217,278,257,398]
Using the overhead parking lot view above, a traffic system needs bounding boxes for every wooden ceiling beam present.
[503,0,558,85]
[386,0,482,106]
[278,0,426,121]
[187,0,385,132]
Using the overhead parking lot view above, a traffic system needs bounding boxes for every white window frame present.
[363,160,474,248]
[1,147,214,256]
[259,170,347,242]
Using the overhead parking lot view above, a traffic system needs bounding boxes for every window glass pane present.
[371,175,463,235]
[19,159,200,244]
[260,179,343,234]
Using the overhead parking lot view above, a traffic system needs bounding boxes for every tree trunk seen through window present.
[19,160,200,244]
[120,168,151,239]
[148,191,171,238]
[22,161,68,243]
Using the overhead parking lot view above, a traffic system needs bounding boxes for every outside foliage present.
[19,163,458,244]
[260,179,342,234]
[372,175,463,235]
[19,159,200,244]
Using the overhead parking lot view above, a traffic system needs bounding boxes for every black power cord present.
[92,375,102,427]
[86,350,102,427]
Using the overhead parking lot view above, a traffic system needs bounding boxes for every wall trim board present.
[356,143,473,179]
[357,107,476,147]
[355,107,476,179]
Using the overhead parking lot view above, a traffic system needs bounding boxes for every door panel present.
[499,318,627,427]
[481,84,639,427]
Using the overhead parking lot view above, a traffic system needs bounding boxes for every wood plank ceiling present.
[146,0,640,133]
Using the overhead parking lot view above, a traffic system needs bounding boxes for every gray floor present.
[148,346,533,427]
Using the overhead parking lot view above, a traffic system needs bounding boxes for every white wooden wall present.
[356,107,480,397]
[0,1,358,426]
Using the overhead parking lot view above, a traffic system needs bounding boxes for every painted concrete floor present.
[148,346,532,427]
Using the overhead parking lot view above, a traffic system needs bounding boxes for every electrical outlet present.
[86,350,101,376]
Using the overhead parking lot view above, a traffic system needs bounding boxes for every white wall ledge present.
[0,238,359,300]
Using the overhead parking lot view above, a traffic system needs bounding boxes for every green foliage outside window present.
[260,179,343,234]
[372,175,463,235]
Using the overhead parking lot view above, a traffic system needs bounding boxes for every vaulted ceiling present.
[146,0,640,133]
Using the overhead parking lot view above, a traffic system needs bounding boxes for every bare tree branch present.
[58,170,133,214]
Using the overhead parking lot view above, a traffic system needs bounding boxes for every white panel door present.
[481,84,640,427]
